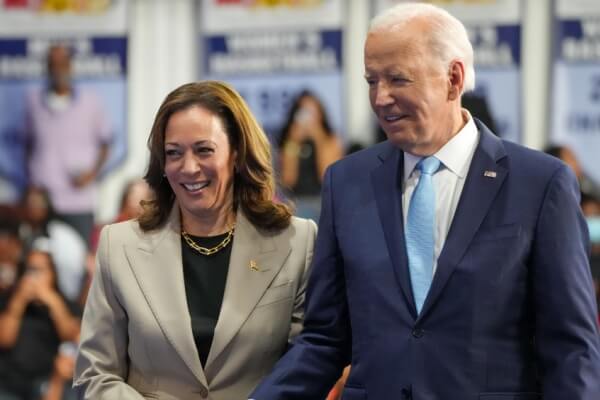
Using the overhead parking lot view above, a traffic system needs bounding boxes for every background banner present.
[374,0,523,143]
[199,0,345,143]
[551,0,600,185]
[0,0,128,201]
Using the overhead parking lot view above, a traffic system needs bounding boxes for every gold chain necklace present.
[181,224,235,256]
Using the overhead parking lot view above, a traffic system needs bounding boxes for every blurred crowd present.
[544,145,600,324]
[0,179,150,400]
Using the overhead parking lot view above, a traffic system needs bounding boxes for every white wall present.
[97,0,553,222]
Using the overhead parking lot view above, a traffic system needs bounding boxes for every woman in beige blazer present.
[73,81,317,400]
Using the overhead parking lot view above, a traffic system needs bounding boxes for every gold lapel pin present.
[249,260,259,272]
[483,170,497,178]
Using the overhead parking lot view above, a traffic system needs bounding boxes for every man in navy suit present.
[252,3,600,399]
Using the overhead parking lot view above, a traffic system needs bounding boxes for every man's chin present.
[385,131,412,149]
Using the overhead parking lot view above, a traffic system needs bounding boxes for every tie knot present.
[417,156,440,176]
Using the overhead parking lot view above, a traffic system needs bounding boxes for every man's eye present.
[391,76,409,84]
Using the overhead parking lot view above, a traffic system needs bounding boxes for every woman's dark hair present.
[277,90,334,148]
[544,145,564,159]
[139,80,292,232]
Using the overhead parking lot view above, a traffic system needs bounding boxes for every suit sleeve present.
[251,166,351,399]
[532,164,600,399]
[73,225,145,400]
[288,218,317,342]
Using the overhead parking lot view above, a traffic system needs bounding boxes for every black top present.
[181,231,233,367]
[291,139,322,196]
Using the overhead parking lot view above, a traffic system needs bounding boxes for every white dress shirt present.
[402,111,480,275]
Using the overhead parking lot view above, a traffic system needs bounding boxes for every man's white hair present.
[369,2,475,94]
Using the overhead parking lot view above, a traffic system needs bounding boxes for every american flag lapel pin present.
[484,170,497,178]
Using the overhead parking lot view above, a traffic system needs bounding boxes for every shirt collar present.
[404,110,479,181]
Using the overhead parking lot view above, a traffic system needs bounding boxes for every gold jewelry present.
[181,224,235,256]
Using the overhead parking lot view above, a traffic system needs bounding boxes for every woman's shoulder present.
[287,216,318,239]
[98,219,149,245]
[289,216,316,228]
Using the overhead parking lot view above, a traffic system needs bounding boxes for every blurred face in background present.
[164,105,237,225]
[559,147,583,179]
[121,180,151,220]
[25,187,49,225]
[25,250,56,289]
[295,95,323,127]
[47,45,72,93]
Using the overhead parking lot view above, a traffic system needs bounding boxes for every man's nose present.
[374,82,394,107]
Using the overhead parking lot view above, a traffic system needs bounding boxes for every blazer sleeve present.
[252,166,351,399]
[532,164,600,399]
[288,218,318,342]
[73,225,145,400]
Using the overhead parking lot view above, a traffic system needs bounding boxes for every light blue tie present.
[405,156,440,314]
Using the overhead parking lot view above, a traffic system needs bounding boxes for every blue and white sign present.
[199,0,345,141]
[551,0,600,185]
[0,0,128,202]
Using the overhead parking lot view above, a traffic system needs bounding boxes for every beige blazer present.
[74,208,316,400]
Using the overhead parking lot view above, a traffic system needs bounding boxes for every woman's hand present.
[35,282,61,307]
[14,275,38,305]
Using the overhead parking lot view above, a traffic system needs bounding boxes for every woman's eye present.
[196,147,214,154]
[165,149,180,157]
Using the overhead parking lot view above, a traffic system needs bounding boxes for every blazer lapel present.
[371,143,417,317]
[204,212,292,372]
[419,125,508,318]
[124,207,208,388]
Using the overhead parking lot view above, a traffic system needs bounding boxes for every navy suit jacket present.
[252,122,600,400]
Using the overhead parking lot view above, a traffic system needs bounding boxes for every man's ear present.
[447,60,465,101]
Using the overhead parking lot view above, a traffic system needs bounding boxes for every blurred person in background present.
[545,144,600,201]
[584,198,600,324]
[88,178,151,252]
[115,178,151,223]
[545,145,600,322]
[0,219,23,299]
[74,81,316,400]
[0,241,80,400]
[83,178,151,307]
[278,90,343,220]
[460,92,498,134]
[18,186,87,303]
[24,43,112,247]
[41,342,78,400]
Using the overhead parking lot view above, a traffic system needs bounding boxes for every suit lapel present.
[371,143,417,317]
[124,207,208,387]
[419,126,507,318]
[204,212,292,373]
